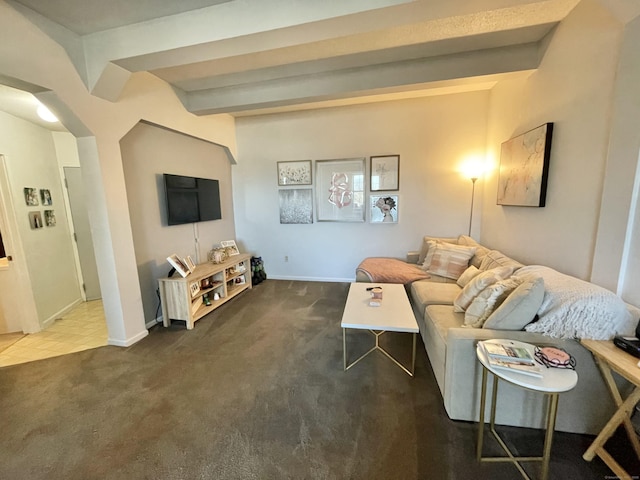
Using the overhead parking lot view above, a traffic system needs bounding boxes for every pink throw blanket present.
[356,257,430,284]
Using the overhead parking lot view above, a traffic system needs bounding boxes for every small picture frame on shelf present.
[189,281,201,298]
[220,240,239,256]
[167,254,190,278]
[184,255,196,273]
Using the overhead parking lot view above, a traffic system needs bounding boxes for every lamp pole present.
[468,177,478,236]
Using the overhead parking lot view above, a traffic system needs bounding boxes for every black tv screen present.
[164,173,221,225]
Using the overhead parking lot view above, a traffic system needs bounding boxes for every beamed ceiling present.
[7,0,584,117]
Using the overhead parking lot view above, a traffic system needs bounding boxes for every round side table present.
[476,339,578,480]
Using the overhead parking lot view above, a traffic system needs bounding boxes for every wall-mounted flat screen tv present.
[164,173,221,225]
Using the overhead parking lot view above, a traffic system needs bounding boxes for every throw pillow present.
[453,265,514,312]
[456,265,480,288]
[464,277,521,328]
[479,250,524,272]
[417,235,459,265]
[483,277,545,330]
[423,242,477,281]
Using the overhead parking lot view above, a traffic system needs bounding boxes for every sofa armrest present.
[407,251,420,264]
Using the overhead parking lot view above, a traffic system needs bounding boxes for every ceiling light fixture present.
[37,104,58,123]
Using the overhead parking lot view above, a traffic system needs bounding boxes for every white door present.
[0,155,39,333]
[64,167,101,300]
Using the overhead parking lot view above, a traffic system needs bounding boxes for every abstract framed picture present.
[370,155,399,191]
[277,160,312,186]
[316,158,365,222]
[370,195,398,224]
[497,123,553,207]
[279,188,313,224]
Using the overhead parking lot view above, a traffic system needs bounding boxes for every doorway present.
[64,166,101,300]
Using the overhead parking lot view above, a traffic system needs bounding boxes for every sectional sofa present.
[356,235,638,435]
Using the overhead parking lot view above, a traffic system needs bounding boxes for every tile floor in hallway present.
[0,300,107,367]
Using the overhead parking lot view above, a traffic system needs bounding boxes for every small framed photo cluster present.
[24,187,55,229]
[275,155,401,224]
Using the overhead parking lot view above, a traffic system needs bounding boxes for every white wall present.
[235,92,489,280]
[0,111,81,326]
[120,122,236,323]
[0,3,237,346]
[483,0,623,280]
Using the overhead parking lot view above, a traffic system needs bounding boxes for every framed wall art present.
[370,195,398,223]
[370,155,399,191]
[316,158,365,222]
[277,160,312,186]
[497,123,553,207]
[279,188,313,224]
[29,211,43,229]
[44,210,56,227]
[24,187,39,206]
[40,189,52,205]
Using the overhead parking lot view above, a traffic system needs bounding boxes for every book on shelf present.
[479,340,535,365]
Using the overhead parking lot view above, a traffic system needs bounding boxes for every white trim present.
[41,298,83,329]
[146,317,162,330]
[108,329,149,347]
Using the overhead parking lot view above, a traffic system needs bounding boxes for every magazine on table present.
[486,357,543,378]
[479,340,536,365]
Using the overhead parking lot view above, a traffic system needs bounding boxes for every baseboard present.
[108,329,149,347]
[146,317,162,330]
[41,298,83,330]
[267,275,354,283]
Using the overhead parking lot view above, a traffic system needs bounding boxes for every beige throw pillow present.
[483,277,545,330]
[464,277,522,328]
[453,266,514,312]
[456,265,480,288]
[417,235,459,265]
[423,242,477,281]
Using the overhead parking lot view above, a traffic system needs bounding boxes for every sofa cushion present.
[424,304,465,341]
[479,250,524,272]
[516,265,635,340]
[457,235,491,268]
[453,266,514,312]
[423,242,477,280]
[464,277,521,328]
[483,276,545,330]
[411,281,461,309]
[456,265,480,287]
[417,235,459,265]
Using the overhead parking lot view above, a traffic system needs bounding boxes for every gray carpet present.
[0,280,635,479]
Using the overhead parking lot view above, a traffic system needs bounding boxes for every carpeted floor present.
[0,280,637,479]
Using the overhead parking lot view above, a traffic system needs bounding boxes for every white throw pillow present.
[464,277,521,328]
[457,265,480,288]
[483,277,545,330]
[423,242,477,280]
[453,266,514,312]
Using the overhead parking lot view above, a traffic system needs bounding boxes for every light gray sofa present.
[356,235,638,435]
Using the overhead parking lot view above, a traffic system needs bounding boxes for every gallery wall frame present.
[370,155,399,191]
[316,158,366,222]
[24,187,38,206]
[277,160,312,186]
[497,123,553,207]
[279,188,313,224]
[370,195,399,224]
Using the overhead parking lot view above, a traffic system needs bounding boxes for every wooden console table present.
[580,339,640,478]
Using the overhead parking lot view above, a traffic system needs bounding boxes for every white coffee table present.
[341,283,419,376]
[476,339,578,480]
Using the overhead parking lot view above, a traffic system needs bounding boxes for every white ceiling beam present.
[184,43,541,115]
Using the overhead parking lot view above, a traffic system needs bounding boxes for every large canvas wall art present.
[497,123,553,207]
[315,158,365,222]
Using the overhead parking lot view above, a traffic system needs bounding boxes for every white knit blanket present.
[515,265,635,340]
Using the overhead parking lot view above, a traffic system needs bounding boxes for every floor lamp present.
[468,177,478,236]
